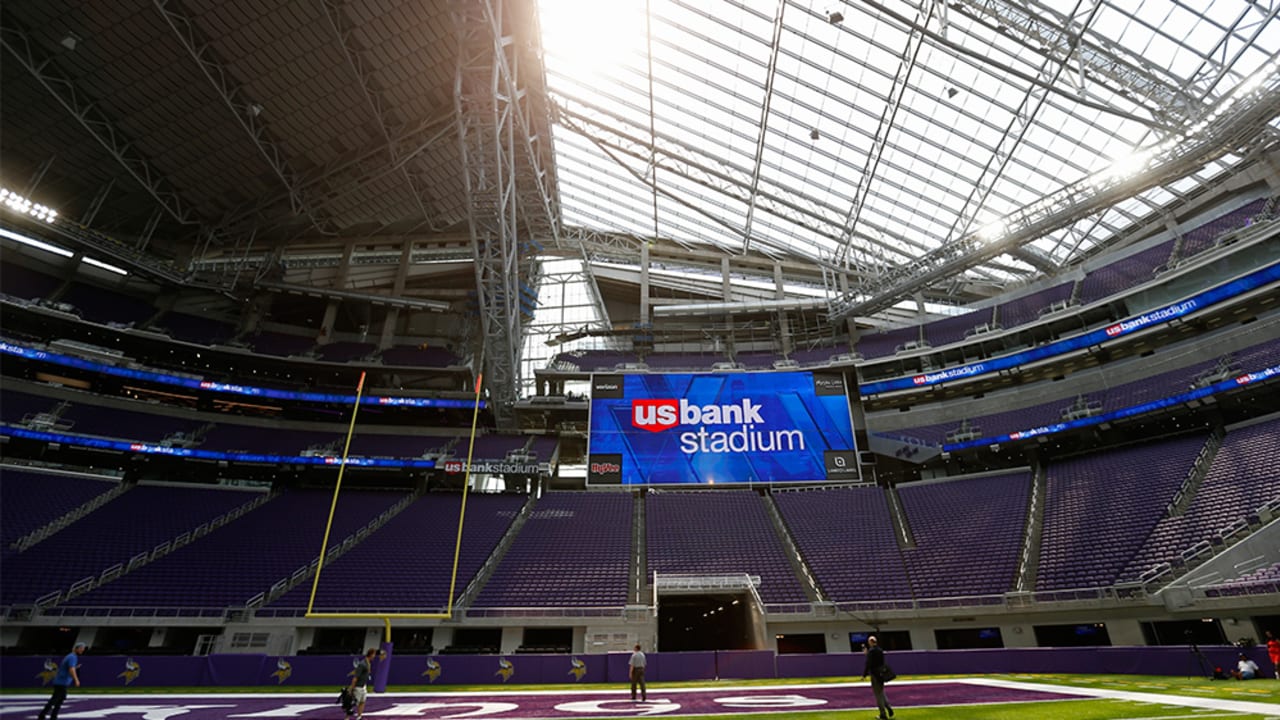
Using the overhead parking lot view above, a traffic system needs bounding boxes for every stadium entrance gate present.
[652,574,766,651]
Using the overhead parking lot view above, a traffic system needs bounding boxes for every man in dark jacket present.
[860,636,893,719]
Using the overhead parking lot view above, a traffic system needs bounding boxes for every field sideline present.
[1,674,1277,719]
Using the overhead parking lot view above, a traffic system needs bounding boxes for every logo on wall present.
[37,659,57,686]
[496,658,515,682]
[423,658,442,683]
[270,659,293,684]
[117,658,141,685]
[569,657,587,681]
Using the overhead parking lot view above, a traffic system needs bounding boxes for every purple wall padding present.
[716,650,776,679]
[0,646,1252,688]
[374,642,393,693]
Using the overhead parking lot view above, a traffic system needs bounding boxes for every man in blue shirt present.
[38,641,85,720]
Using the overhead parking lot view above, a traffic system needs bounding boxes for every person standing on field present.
[38,641,85,720]
[628,644,647,702]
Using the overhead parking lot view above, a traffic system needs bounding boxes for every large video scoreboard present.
[587,371,858,485]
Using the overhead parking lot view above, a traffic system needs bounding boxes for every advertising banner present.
[587,372,857,485]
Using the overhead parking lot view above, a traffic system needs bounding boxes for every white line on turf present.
[963,677,1280,716]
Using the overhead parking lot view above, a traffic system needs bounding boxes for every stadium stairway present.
[761,493,824,603]
[257,489,421,609]
[631,492,647,605]
[454,493,538,611]
[1013,464,1048,592]
[10,479,130,553]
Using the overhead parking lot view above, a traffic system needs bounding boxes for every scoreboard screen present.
[587,371,858,485]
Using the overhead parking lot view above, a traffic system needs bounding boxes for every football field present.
[2,675,1278,719]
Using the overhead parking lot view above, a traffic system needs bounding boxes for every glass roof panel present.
[540,0,1278,303]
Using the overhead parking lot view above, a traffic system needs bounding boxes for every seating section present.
[854,325,921,360]
[1120,418,1280,581]
[156,311,237,346]
[63,489,402,609]
[898,473,1030,598]
[878,342,1262,447]
[1076,240,1175,306]
[0,263,61,301]
[473,492,632,607]
[646,490,807,604]
[1,469,119,551]
[268,492,525,613]
[246,330,316,357]
[315,341,376,363]
[526,435,559,462]
[199,425,343,455]
[643,352,725,371]
[549,350,642,372]
[60,282,156,325]
[0,389,67,425]
[1037,434,1206,591]
[735,351,783,370]
[1,483,265,606]
[379,344,460,368]
[1204,563,1280,597]
[775,486,913,603]
[922,308,994,349]
[1176,197,1269,259]
[466,434,529,462]
[346,433,452,458]
[995,282,1075,331]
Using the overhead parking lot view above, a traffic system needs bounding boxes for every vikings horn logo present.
[270,659,293,684]
[568,657,587,681]
[495,658,515,682]
[118,658,141,685]
[37,659,57,686]
[422,658,442,683]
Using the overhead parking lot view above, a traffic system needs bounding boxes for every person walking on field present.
[38,641,85,720]
[1266,630,1280,680]
[346,648,377,720]
[629,644,647,702]
[860,636,894,719]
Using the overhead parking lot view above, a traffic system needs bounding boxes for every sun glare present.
[538,0,650,83]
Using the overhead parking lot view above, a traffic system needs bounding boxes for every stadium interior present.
[0,0,1278,671]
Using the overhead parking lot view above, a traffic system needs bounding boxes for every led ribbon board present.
[858,261,1280,396]
[587,371,857,485]
[0,426,436,468]
[0,340,483,409]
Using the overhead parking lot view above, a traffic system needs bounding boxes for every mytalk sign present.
[588,371,858,485]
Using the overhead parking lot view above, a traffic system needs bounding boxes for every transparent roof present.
[538,0,1279,289]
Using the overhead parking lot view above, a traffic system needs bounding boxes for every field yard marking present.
[966,678,1280,716]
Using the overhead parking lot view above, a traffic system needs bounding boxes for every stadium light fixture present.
[0,187,58,224]
[83,256,129,276]
[0,227,73,257]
